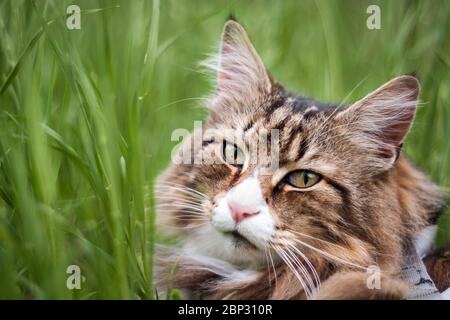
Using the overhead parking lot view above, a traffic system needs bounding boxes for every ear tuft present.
[407,71,419,80]
[227,13,237,22]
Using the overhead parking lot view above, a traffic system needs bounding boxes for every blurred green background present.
[0,0,449,299]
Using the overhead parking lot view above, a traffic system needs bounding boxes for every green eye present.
[286,170,321,188]
[222,141,245,167]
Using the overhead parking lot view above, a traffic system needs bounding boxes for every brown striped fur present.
[155,20,446,299]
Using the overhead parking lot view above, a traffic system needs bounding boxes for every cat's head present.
[156,20,441,286]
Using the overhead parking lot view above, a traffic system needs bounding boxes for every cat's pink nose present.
[228,201,260,223]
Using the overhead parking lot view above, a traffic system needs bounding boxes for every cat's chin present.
[186,225,268,268]
[219,237,268,268]
[222,230,259,250]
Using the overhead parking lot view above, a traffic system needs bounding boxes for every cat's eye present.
[222,141,245,167]
[286,170,321,189]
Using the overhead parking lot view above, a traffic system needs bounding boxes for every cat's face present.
[156,21,420,275]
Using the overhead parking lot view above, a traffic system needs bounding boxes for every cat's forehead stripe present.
[291,95,336,113]
[265,96,286,114]
[243,120,254,132]
[296,138,310,161]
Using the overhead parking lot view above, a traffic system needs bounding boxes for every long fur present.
[155,19,447,300]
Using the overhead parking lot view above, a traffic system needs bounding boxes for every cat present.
[155,18,448,299]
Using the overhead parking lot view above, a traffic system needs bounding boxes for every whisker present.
[284,246,315,295]
[159,221,209,230]
[272,244,312,299]
[156,199,204,207]
[156,211,208,220]
[168,220,209,226]
[158,183,208,199]
[286,236,369,271]
[285,229,349,250]
[287,243,321,291]
[156,203,204,212]
[286,252,314,294]
[156,208,206,216]
[171,221,208,225]
[286,224,392,259]
[156,184,204,194]
[156,205,204,213]
[156,189,206,202]
[267,248,278,289]
[264,248,272,288]
[156,195,203,207]
[157,96,208,110]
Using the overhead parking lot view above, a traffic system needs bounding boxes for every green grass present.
[0,0,449,299]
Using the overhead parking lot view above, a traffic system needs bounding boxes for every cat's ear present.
[337,75,420,168]
[208,19,272,108]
